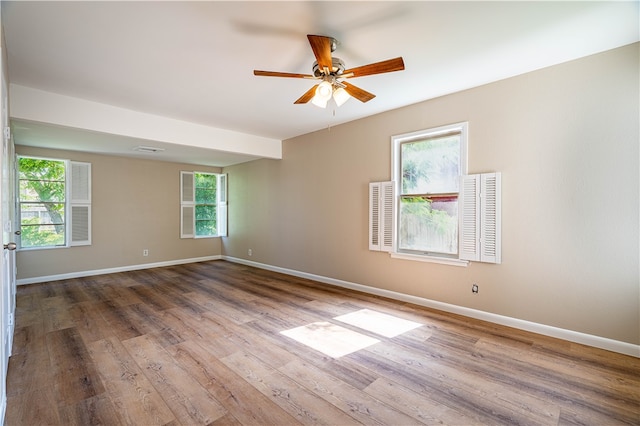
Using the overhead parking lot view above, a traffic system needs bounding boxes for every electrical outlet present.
[472,284,479,294]
[248,249,252,256]
[143,249,149,256]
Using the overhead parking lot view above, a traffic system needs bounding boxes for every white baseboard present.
[223,256,640,358]
[16,255,222,286]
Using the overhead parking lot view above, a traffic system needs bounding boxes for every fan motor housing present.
[312,57,346,77]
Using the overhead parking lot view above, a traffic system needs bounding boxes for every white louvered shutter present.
[369,181,394,252]
[459,175,480,261]
[369,183,381,250]
[217,173,228,237]
[480,173,501,263]
[460,173,501,263]
[380,182,394,252]
[69,162,91,246]
[180,171,195,238]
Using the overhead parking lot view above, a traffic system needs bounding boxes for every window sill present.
[18,245,68,252]
[390,252,469,267]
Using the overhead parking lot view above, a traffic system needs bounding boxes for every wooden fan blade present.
[254,70,314,78]
[343,57,405,78]
[294,84,318,104]
[307,34,333,71]
[342,81,376,103]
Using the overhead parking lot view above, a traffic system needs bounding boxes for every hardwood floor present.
[5,260,640,425]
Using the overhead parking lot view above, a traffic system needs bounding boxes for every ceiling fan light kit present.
[254,34,404,109]
[311,80,332,108]
[316,80,333,100]
[332,87,350,107]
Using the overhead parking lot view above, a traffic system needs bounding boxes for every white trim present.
[223,256,640,358]
[16,255,221,285]
[390,252,469,266]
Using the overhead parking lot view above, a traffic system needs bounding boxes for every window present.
[369,122,501,265]
[18,156,91,249]
[393,122,467,258]
[194,173,216,236]
[180,171,227,238]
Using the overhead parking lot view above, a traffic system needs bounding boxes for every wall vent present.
[133,145,165,153]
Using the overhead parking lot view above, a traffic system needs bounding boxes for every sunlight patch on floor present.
[334,309,423,338]
[280,322,380,358]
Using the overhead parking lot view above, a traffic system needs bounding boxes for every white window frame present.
[180,171,227,239]
[390,122,469,266]
[17,156,91,250]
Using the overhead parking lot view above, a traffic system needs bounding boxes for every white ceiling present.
[3,1,639,166]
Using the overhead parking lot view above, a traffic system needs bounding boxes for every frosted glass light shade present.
[333,87,350,106]
[311,81,332,108]
[311,96,328,108]
[315,81,332,100]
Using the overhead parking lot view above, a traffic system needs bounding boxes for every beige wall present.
[15,147,222,280]
[224,43,639,345]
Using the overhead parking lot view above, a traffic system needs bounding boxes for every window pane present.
[20,203,65,225]
[195,173,215,188]
[195,173,216,204]
[399,197,458,254]
[401,135,460,194]
[19,180,65,202]
[20,224,65,248]
[195,204,215,220]
[195,204,216,236]
[195,187,216,204]
[195,220,216,236]
[18,157,65,181]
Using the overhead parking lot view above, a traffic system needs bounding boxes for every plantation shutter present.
[180,171,195,238]
[217,173,228,237]
[480,173,501,263]
[459,175,480,261]
[69,161,91,246]
[380,182,394,252]
[460,173,501,263]
[369,181,394,252]
[369,184,380,250]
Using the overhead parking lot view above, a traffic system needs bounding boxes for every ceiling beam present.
[9,84,282,161]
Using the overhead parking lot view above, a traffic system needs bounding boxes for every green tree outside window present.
[18,157,66,248]
[195,172,217,236]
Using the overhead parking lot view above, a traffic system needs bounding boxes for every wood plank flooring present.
[5,260,640,425]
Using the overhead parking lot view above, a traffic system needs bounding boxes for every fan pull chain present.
[327,106,338,131]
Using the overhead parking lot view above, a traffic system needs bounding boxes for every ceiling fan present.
[253,34,405,108]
